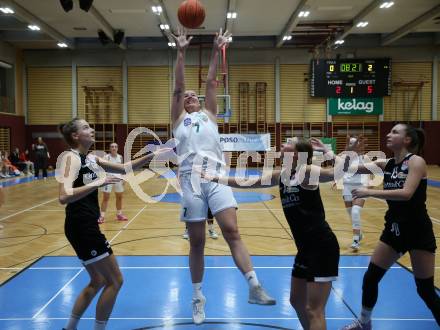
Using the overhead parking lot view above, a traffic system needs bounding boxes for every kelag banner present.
[328,98,383,115]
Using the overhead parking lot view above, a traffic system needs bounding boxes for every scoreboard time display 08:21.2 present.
[310,58,391,97]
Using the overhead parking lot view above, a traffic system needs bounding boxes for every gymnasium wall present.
[22,47,440,125]
[280,64,325,122]
[77,66,123,123]
[438,61,440,120]
[0,41,15,64]
[15,49,24,117]
[27,67,72,124]
[0,42,25,153]
[0,112,25,152]
[23,62,437,124]
[128,66,170,124]
[22,124,129,168]
[25,125,66,167]
[0,42,24,116]
[229,64,275,123]
[20,46,440,164]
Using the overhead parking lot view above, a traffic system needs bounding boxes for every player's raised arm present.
[205,28,231,119]
[171,27,193,126]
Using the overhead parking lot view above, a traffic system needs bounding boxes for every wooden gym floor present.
[1,166,439,286]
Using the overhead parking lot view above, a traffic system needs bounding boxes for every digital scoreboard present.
[310,58,391,97]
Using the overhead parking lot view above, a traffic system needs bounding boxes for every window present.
[0,63,15,113]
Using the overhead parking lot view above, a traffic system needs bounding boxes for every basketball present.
[177,0,205,29]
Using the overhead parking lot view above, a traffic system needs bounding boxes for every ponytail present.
[402,124,425,155]
[58,118,81,147]
[293,137,314,165]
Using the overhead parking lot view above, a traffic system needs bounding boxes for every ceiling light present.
[168,42,176,47]
[386,2,394,8]
[227,12,237,19]
[0,7,14,14]
[334,39,345,45]
[356,21,368,28]
[152,6,162,14]
[380,2,394,9]
[227,36,232,42]
[0,60,13,69]
[283,35,292,41]
[159,24,169,30]
[298,11,310,17]
[28,25,40,31]
[57,42,68,48]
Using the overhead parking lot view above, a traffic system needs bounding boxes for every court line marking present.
[22,207,388,212]
[4,266,439,270]
[0,198,58,222]
[4,185,438,318]
[108,205,147,244]
[31,205,147,319]
[0,317,436,321]
[31,269,83,319]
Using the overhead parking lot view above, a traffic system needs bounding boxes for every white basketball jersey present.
[343,155,368,185]
[173,111,225,174]
[105,153,122,164]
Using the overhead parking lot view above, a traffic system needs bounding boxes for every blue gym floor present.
[0,256,437,330]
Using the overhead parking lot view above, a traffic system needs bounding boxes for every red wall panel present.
[0,113,26,152]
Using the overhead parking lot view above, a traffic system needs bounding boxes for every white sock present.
[94,319,107,330]
[351,205,362,231]
[100,212,105,217]
[192,282,203,299]
[65,314,80,330]
[117,210,122,215]
[353,234,360,242]
[359,307,372,324]
[245,271,259,288]
[345,207,352,219]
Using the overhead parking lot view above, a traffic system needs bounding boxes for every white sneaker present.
[351,232,363,251]
[182,229,189,240]
[192,295,206,325]
[351,240,360,251]
[248,285,276,305]
[208,228,218,239]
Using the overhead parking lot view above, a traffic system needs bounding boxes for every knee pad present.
[362,263,387,308]
[351,205,363,230]
[415,277,440,325]
[362,263,386,289]
[415,277,438,305]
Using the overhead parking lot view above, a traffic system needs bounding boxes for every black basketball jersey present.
[65,150,100,223]
[383,153,429,223]
[279,173,331,247]
[35,143,48,158]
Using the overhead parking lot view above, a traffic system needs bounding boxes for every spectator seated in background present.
[9,147,27,173]
[0,156,8,178]
[1,151,21,177]
[18,148,34,175]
